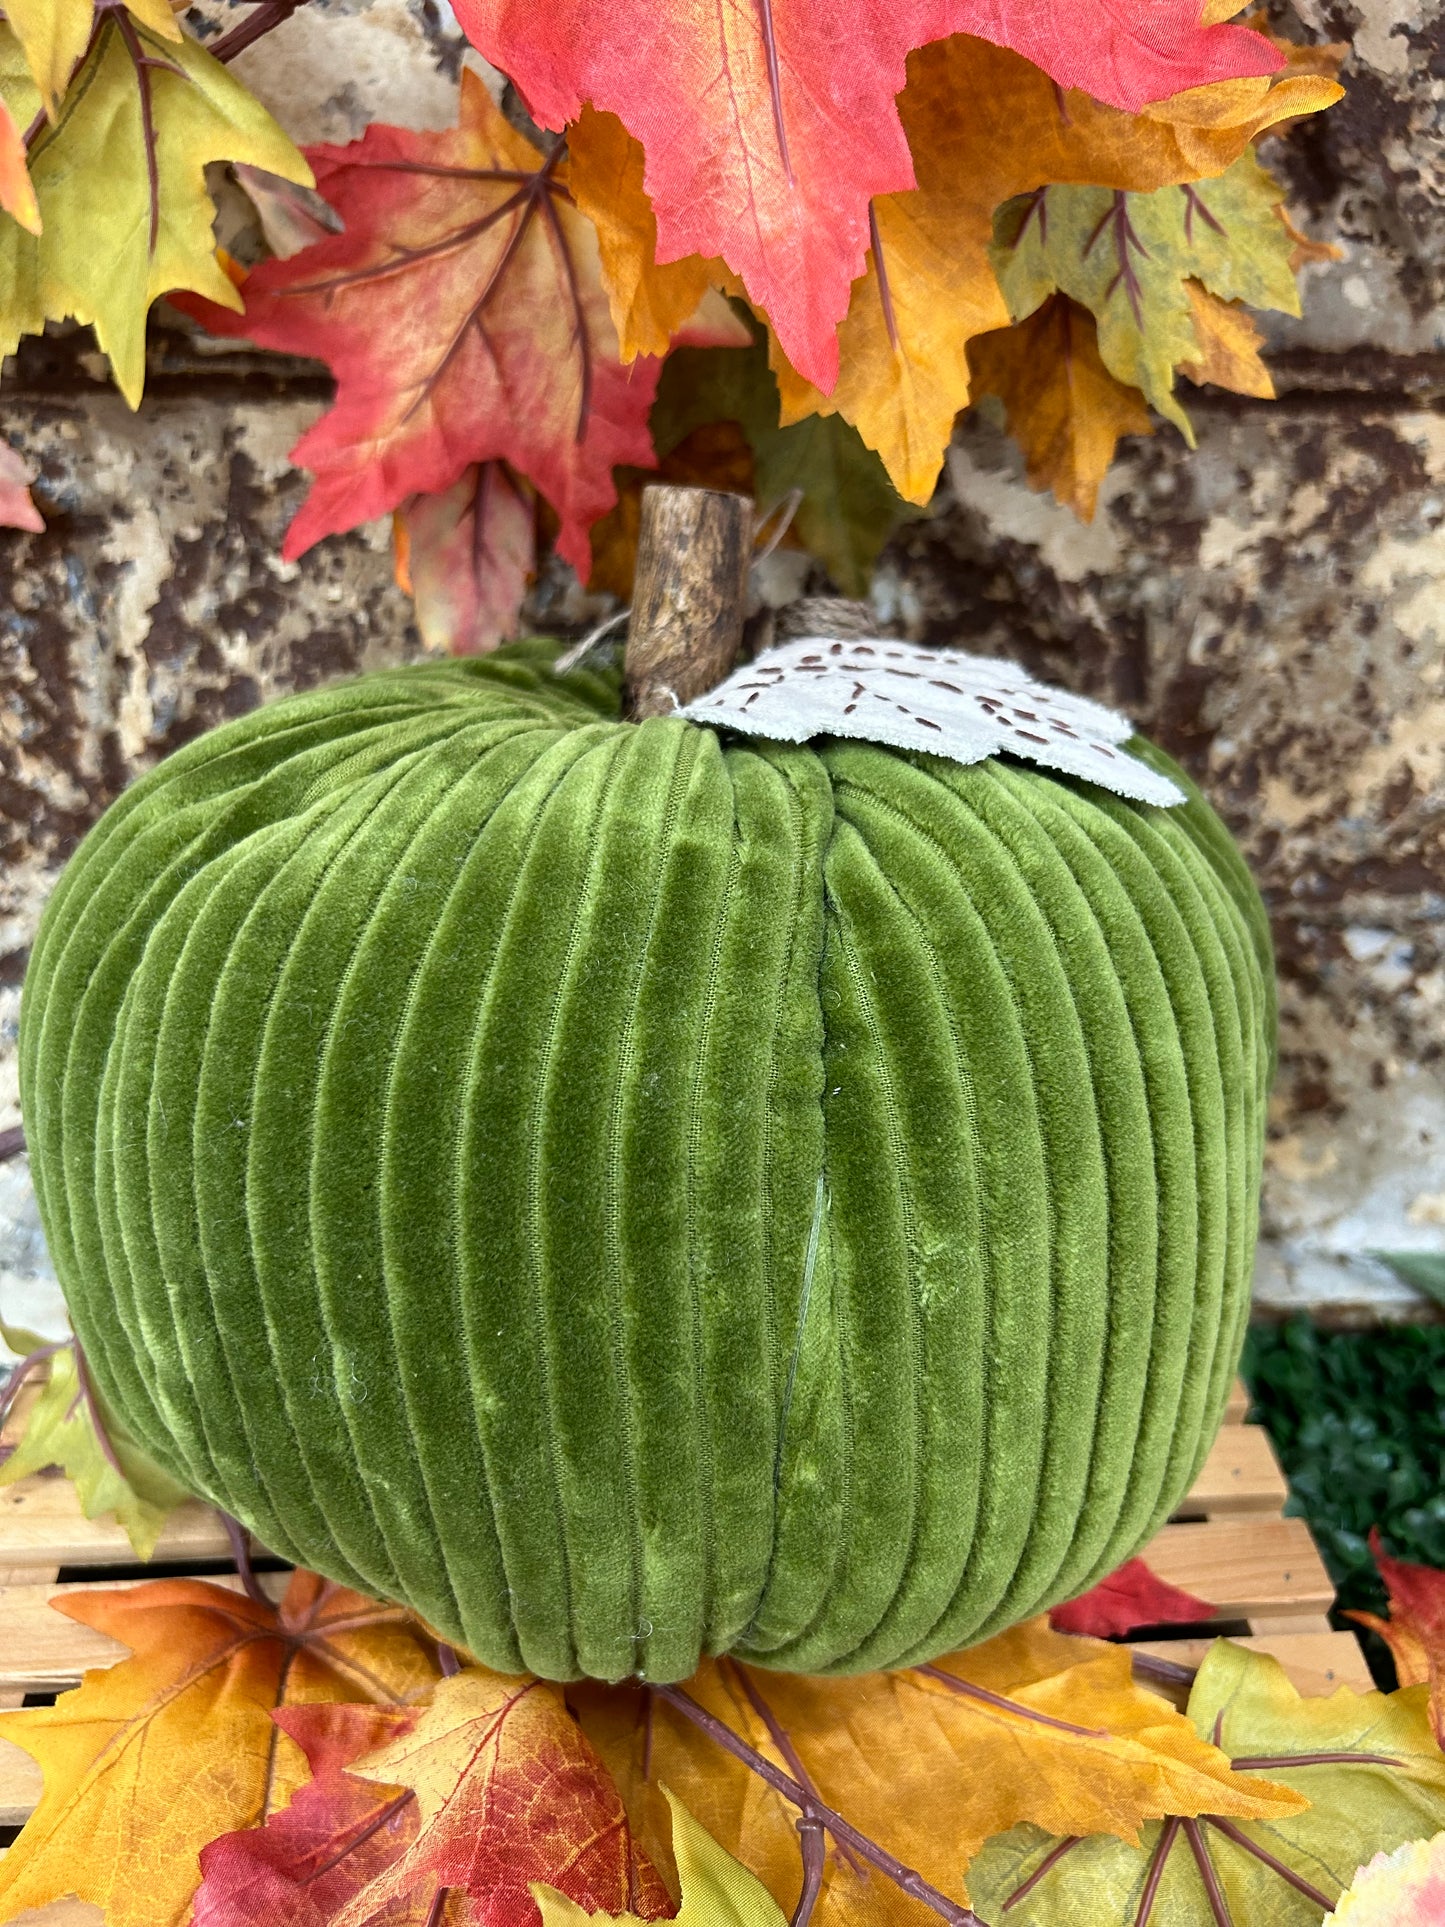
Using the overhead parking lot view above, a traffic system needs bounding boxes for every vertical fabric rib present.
[20,646,1272,1680]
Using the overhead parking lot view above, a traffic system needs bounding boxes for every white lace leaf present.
[680,636,1186,807]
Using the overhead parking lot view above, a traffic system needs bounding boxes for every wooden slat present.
[1133,1632,1373,1697]
[1249,1613,1335,1636]
[1141,1516,1335,1620]
[1223,1379,1250,1424]
[0,1473,233,1570]
[0,1572,291,1693]
[1181,1425,1288,1517]
[0,1736,42,1830]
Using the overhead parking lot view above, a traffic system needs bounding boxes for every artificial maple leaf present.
[536,1789,787,1927]
[0,1571,441,1927]
[232,162,342,260]
[1179,280,1274,396]
[318,1666,674,1927]
[5,0,181,120]
[573,1621,1303,1920]
[0,435,44,530]
[1349,1531,1445,1750]
[0,94,39,234]
[455,0,1281,394]
[0,13,309,407]
[650,333,912,596]
[991,149,1301,438]
[1048,1554,1215,1639]
[181,72,744,572]
[967,1639,1445,1923]
[967,298,1152,522]
[0,1341,190,1558]
[590,421,758,602]
[566,108,739,363]
[193,1702,422,1927]
[760,35,1338,505]
[394,462,537,655]
[1324,1831,1445,1925]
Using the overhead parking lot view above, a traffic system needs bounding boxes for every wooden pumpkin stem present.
[623,484,751,719]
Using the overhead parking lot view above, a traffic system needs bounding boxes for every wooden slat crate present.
[0,1377,1371,1837]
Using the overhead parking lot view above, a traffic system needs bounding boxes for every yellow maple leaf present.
[1179,279,1275,397]
[573,1619,1305,1915]
[765,34,1340,507]
[4,0,181,120]
[566,106,744,361]
[968,296,1154,520]
[0,11,309,406]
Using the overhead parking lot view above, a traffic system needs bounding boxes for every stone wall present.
[2,0,1442,1342]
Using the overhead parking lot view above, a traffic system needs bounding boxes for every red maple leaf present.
[196,1670,675,1927]
[1350,1528,1445,1749]
[452,0,1280,390]
[194,1703,421,1927]
[1049,1558,1216,1639]
[179,72,742,571]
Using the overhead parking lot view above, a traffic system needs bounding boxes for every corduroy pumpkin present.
[19,636,1274,1683]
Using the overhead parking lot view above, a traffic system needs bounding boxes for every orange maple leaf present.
[1179,281,1275,397]
[178,71,745,574]
[968,297,1153,521]
[0,1572,441,1927]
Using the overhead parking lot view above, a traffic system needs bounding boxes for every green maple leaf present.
[0,12,309,405]
[0,1341,191,1558]
[989,151,1299,441]
[651,331,915,598]
[966,1640,1445,1923]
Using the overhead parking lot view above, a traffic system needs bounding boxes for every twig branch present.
[651,1685,987,1927]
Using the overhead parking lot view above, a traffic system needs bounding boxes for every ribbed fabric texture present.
[20,638,1274,1682]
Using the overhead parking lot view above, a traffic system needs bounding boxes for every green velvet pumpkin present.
[19,637,1274,1683]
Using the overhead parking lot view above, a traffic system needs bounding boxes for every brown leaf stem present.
[1129,1650,1198,1692]
[1134,1815,1180,1927]
[209,0,313,65]
[112,9,162,252]
[651,1684,988,1927]
[1232,1750,1405,1770]
[0,1124,26,1162]
[791,1816,827,1927]
[1084,191,1148,325]
[914,1663,1109,1739]
[868,203,900,353]
[1202,1815,1334,1909]
[1182,1818,1234,1926]
[727,1660,866,1878]
[70,1339,126,1477]
[221,1512,270,1605]
[1181,183,1225,247]
[1001,1836,1080,1911]
[0,1339,68,1432]
[436,1640,461,1677]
